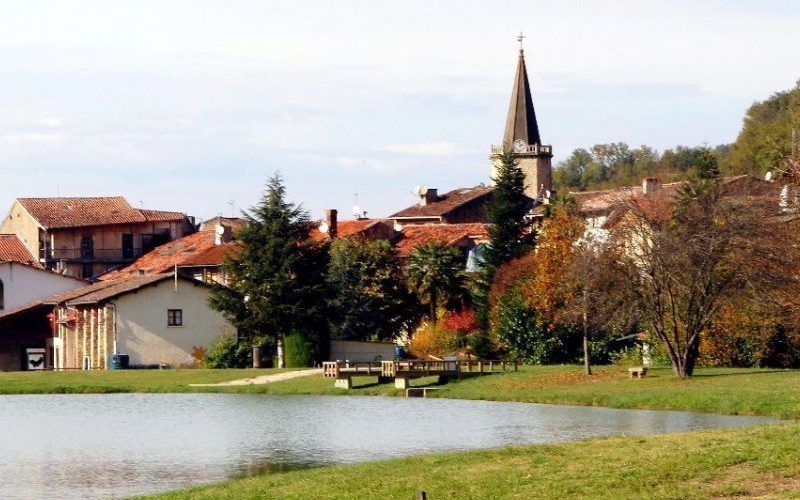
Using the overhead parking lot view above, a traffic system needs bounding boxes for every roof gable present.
[389,186,493,219]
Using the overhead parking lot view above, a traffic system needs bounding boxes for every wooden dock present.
[322,359,519,389]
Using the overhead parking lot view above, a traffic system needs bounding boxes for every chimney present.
[214,223,233,245]
[642,177,661,195]
[325,209,338,239]
[419,188,438,206]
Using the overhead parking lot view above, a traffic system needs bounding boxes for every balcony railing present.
[40,247,145,263]
[490,143,553,155]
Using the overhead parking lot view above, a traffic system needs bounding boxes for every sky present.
[1,0,799,222]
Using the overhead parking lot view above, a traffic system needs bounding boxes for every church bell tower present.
[491,35,553,200]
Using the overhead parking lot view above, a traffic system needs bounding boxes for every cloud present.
[377,142,459,156]
[39,116,63,127]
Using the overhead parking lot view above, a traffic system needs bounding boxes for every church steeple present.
[490,35,553,200]
[503,48,541,148]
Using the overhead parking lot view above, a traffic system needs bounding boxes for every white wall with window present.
[113,278,234,367]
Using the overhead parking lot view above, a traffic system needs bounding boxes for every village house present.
[99,221,241,284]
[0,273,234,371]
[0,234,85,311]
[0,196,195,279]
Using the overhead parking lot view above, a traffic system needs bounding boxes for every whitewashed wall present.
[113,278,235,367]
[0,262,83,310]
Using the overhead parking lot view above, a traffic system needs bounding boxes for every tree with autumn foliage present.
[616,175,800,378]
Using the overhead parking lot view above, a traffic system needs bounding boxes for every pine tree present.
[475,150,536,330]
[485,150,536,269]
[210,174,329,367]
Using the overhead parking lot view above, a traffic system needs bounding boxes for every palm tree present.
[406,242,467,323]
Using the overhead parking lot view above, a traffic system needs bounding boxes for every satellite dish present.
[765,171,773,181]
[319,222,329,234]
[215,225,226,235]
[419,183,428,194]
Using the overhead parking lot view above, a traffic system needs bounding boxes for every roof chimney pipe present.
[419,188,438,206]
[325,209,338,239]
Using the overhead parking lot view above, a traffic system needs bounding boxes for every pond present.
[0,394,775,499]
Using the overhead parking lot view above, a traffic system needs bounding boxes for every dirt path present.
[190,368,323,387]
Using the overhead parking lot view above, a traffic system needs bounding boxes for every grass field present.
[2,365,799,419]
[0,368,284,393]
[144,422,800,499]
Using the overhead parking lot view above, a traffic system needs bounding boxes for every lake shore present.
[3,365,799,499]
[142,422,800,499]
[1,365,798,419]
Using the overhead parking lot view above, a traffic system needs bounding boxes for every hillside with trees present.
[554,81,800,192]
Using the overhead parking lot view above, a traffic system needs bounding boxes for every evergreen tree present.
[327,237,415,341]
[484,150,535,270]
[474,150,535,331]
[209,174,329,367]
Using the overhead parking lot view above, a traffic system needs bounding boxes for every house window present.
[122,234,135,259]
[80,236,94,258]
[167,309,183,327]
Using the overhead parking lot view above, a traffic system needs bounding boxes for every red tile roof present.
[389,186,493,219]
[393,223,490,257]
[17,197,186,229]
[570,175,777,216]
[310,219,395,242]
[0,234,40,267]
[99,230,239,280]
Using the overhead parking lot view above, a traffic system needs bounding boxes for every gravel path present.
[190,368,323,387]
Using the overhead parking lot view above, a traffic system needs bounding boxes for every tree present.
[484,149,535,270]
[209,174,329,368]
[406,241,468,323]
[726,81,800,176]
[616,177,800,378]
[327,237,414,341]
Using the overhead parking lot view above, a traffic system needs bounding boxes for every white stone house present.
[49,273,235,369]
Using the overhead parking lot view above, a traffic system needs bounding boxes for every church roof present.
[503,49,541,148]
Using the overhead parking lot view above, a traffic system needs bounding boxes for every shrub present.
[409,322,460,359]
[284,332,315,367]
[492,288,582,364]
[204,335,254,368]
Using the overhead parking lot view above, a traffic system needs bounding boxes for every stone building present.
[390,45,552,225]
[0,197,195,279]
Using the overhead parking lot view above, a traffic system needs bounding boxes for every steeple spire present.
[502,41,541,148]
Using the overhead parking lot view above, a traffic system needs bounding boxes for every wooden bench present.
[628,366,648,379]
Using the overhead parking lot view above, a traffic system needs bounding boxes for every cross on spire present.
[517,32,525,52]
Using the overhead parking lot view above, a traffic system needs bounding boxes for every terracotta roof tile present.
[394,223,490,257]
[310,219,394,242]
[0,234,39,267]
[17,196,185,229]
[389,186,493,219]
[99,230,239,280]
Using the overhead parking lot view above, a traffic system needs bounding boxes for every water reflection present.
[0,394,775,499]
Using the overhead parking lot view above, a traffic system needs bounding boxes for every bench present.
[628,366,648,379]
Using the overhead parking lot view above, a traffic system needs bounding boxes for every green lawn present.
[2,365,800,419]
[0,368,285,393]
[144,422,800,499]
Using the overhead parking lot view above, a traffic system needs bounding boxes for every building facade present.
[1,197,195,279]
